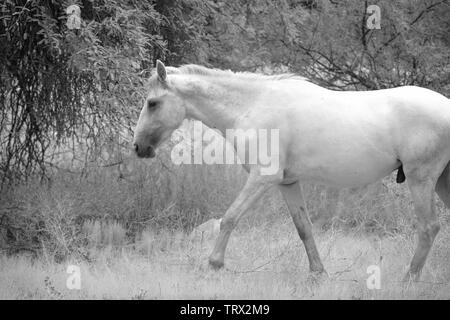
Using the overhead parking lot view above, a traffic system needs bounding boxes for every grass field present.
[2,151,450,299]
[2,215,450,300]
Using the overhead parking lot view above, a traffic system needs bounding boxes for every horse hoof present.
[402,271,420,283]
[209,258,224,270]
[307,270,328,285]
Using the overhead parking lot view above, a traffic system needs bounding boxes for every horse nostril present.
[134,143,139,153]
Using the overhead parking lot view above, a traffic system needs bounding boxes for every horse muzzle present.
[134,143,156,158]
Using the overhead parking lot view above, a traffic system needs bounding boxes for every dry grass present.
[1,216,450,300]
[2,144,450,299]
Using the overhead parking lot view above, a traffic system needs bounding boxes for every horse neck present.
[171,75,260,134]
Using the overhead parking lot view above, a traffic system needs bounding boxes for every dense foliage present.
[1,0,449,184]
[0,0,163,184]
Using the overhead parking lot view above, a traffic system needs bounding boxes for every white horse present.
[133,60,450,281]
[189,218,222,242]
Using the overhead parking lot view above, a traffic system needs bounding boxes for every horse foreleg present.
[404,174,441,281]
[208,169,277,269]
[279,182,325,275]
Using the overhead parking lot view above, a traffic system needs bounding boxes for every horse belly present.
[285,143,398,188]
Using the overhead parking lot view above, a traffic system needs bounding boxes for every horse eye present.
[147,100,159,109]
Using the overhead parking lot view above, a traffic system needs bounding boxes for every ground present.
[2,215,450,300]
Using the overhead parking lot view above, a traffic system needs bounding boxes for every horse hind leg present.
[404,165,442,281]
[435,161,450,208]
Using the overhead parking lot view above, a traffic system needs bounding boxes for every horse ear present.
[156,60,167,82]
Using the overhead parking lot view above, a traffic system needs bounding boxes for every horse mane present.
[170,64,309,82]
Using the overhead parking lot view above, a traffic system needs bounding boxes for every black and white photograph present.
[1,0,450,304]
